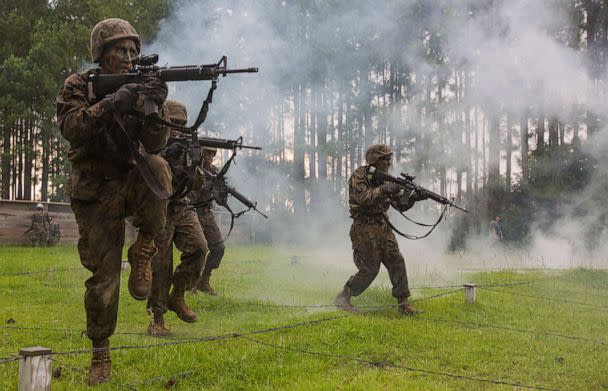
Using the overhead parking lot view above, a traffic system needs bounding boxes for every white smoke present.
[145,0,608,277]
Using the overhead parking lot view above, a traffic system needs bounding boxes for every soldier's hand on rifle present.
[142,77,168,105]
[110,83,141,113]
[379,182,400,196]
[410,187,428,201]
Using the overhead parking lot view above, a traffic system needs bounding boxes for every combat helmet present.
[165,99,188,125]
[365,144,393,165]
[90,18,141,63]
[36,203,44,210]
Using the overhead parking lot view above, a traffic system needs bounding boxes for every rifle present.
[86,55,258,118]
[368,166,469,213]
[168,136,262,151]
[83,55,258,200]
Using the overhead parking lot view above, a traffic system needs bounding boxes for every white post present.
[18,347,52,391]
[463,283,477,304]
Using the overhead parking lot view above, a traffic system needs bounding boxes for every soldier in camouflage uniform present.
[334,144,427,315]
[56,18,172,385]
[28,203,51,246]
[147,100,208,337]
[193,146,226,296]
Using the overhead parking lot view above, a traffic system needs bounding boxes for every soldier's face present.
[376,156,392,172]
[203,150,216,167]
[101,39,138,74]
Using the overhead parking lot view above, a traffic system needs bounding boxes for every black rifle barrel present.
[90,65,259,98]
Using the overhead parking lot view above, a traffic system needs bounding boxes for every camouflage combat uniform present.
[193,171,225,291]
[342,165,416,302]
[56,70,172,342]
[147,120,208,323]
[29,210,51,246]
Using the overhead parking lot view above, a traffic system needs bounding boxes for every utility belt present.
[351,214,386,224]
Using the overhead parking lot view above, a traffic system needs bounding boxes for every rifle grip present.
[143,97,159,117]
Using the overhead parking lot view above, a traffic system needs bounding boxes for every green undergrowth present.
[0,245,607,390]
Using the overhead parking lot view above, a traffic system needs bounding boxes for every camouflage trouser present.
[344,218,411,300]
[197,208,225,274]
[30,228,48,246]
[71,156,171,342]
[148,203,208,316]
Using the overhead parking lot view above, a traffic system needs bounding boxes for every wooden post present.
[18,347,52,391]
[463,283,477,304]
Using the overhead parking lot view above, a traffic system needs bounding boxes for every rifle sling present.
[384,204,448,240]
[114,113,171,200]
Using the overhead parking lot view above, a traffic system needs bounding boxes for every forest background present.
[1,0,607,253]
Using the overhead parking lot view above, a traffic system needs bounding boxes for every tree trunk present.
[520,113,529,185]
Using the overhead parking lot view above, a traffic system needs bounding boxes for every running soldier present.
[147,100,208,337]
[56,18,172,384]
[334,144,427,315]
[193,146,226,296]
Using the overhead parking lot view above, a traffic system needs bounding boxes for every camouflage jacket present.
[30,212,51,231]
[160,138,204,207]
[193,164,223,210]
[56,69,169,201]
[348,165,415,220]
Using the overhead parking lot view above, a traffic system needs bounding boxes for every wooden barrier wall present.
[0,199,260,245]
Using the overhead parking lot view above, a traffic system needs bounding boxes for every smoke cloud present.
[145,0,607,280]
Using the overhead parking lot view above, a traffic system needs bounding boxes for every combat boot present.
[397,298,419,315]
[88,339,111,385]
[147,313,172,337]
[168,289,197,323]
[334,286,357,312]
[196,272,218,296]
[127,231,156,300]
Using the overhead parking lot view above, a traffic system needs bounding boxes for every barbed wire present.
[0,267,83,277]
[0,356,19,365]
[479,287,608,310]
[240,335,558,391]
[415,316,608,346]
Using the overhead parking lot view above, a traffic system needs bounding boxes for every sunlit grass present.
[0,245,606,390]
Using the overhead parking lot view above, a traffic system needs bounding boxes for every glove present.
[142,77,168,105]
[110,83,141,113]
[379,182,400,195]
[410,188,428,201]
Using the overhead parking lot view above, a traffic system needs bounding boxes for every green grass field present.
[0,245,607,390]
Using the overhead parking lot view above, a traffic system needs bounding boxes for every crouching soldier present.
[334,144,427,315]
[56,18,172,384]
[147,100,209,336]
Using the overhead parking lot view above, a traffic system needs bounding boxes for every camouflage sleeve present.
[349,168,387,207]
[391,191,415,212]
[139,103,169,154]
[56,74,112,144]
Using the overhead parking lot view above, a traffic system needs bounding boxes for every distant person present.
[489,216,504,242]
[27,203,51,246]
[333,144,428,315]
[47,221,62,246]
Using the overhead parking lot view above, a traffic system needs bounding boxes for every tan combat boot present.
[127,231,156,300]
[196,272,218,296]
[334,286,357,312]
[168,288,197,323]
[147,313,172,337]
[88,339,111,385]
[397,298,419,315]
